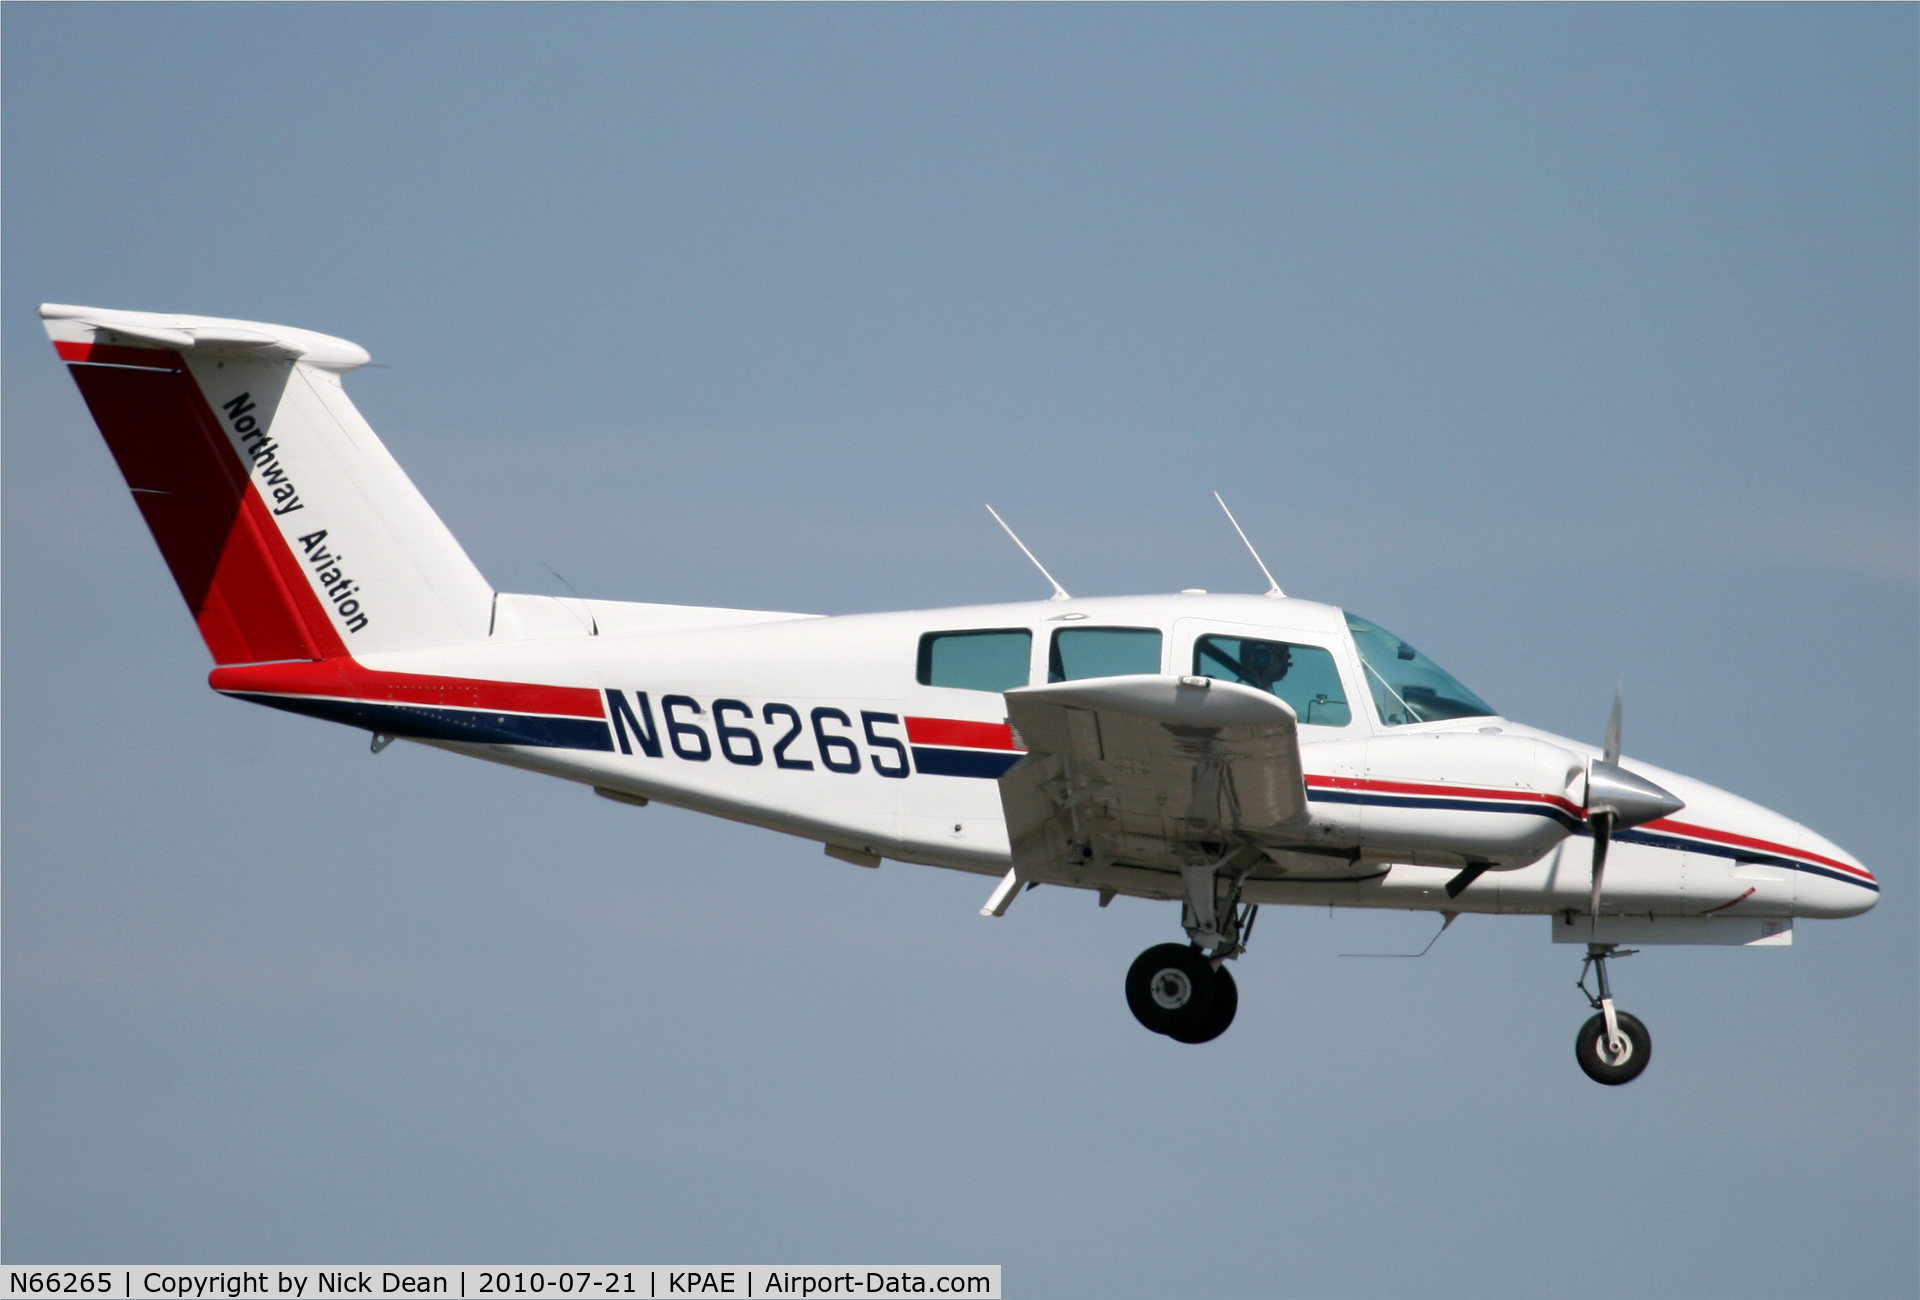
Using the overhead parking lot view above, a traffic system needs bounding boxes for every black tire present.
[1575,1010,1652,1085]
[1126,943,1217,1038]
[1166,964,1238,1044]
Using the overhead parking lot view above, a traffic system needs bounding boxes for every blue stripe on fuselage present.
[1306,791,1874,892]
[231,693,616,751]
[1614,827,1879,892]
[911,746,1022,779]
[1306,787,1585,832]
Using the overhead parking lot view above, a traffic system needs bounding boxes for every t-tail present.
[41,304,494,665]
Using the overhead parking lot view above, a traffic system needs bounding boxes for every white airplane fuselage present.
[210,590,1877,933]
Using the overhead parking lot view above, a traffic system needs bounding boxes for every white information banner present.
[2,1269,999,1300]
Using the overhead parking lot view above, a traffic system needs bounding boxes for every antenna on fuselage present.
[1213,492,1284,597]
[984,504,1071,601]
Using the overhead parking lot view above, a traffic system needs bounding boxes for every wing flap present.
[997,675,1307,880]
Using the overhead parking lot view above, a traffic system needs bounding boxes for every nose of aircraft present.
[1794,827,1878,919]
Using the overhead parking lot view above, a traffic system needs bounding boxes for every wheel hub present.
[1594,1030,1635,1066]
[1150,968,1193,1010]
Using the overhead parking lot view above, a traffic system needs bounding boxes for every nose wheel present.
[1576,1008,1650,1084]
[1575,944,1651,1085]
[1126,943,1239,1043]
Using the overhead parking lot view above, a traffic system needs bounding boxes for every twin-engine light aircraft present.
[42,303,1878,1085]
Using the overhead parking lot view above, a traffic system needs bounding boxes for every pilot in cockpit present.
[1239,639,1293,693]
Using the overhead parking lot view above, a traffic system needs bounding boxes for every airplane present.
[38,302,1879,1085]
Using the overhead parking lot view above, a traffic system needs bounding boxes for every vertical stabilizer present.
[42,304,495,664]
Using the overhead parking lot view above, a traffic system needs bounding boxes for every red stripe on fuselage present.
[1641,816,1874,883]
[1304,773,1585,819]
[1303,776,1870,883]
[209,659,606,719]
[905,717,1021,751]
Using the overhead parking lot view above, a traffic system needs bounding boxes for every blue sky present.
[5,6,1915,1296]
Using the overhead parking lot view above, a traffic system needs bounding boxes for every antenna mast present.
[1214,492,1284,597]
[985,504,1071,601]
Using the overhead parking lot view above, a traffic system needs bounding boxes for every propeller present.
[1584,687,1685,918]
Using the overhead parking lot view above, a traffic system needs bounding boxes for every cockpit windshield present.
[1344,612,1496,726]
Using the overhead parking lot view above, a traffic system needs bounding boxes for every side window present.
[1049,627,1163,682]
[917,629,1032,693]
[1193,634,1352,727]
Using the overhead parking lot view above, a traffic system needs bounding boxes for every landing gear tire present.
[1575,1010,1651,1085]
[1126,943,1235,1043]
[1166,965,1237,1044]
[1127,944,1214,1036]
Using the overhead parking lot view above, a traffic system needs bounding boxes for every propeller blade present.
[1588,810,1614,918]
[1583,757,1682,919]
[1585,684,1684,919]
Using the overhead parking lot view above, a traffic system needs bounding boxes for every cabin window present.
[917,629,1032,692]
[1048,627,1163,682]
[1192,635,1353,727]
[1345,611,1496,725]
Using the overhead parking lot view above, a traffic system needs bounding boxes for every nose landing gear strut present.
[1575,943,1651,1085]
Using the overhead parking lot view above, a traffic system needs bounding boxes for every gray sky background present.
[4,6,1915,1297]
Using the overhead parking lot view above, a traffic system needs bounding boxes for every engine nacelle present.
[1303,732,1588,868]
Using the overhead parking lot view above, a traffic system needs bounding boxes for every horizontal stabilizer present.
[41,303,371,368]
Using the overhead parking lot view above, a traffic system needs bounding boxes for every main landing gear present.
[1126,944,1239,1043]
[1575,943,1651,1085]
[1126,863,1256,1044]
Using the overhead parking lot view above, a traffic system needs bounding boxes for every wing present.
[997,674,1308,884]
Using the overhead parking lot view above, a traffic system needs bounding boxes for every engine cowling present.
[1303,732,1588,867]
